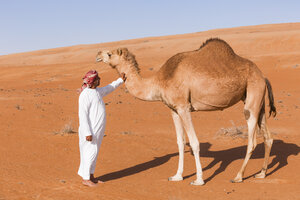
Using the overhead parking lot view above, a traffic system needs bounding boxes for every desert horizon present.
[0,22,300,199]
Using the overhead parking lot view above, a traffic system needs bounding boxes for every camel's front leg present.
[168,110,184,181]
[177,108,204,185]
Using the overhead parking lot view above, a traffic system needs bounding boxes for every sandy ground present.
[0,23,299,200]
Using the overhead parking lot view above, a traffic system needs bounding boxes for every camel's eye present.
[108,53,112,58]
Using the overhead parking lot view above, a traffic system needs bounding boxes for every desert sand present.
[0,23,299,200]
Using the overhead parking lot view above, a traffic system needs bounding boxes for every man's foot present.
[90,174,104,184]
[91,177,104,184]
[82,180,97,187]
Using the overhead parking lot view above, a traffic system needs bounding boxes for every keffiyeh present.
[78,70,99,93]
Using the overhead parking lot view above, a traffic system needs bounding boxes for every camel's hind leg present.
[231,109,258,183]
[168,110,185,181]
[177,108,204,185]
[255,104,273,178]
[232,87,265,183]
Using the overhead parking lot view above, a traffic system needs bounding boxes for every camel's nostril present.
[96,58,102,62]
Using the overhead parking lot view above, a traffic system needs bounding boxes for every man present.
[77,70,126,187]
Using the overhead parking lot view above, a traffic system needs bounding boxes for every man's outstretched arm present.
[98,73,127,97]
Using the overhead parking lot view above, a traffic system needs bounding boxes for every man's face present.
[92,75,100,88]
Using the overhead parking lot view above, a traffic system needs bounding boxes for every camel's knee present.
[262,126,273,146]
[177,139,184,146]
[247,142,256,154]
[265,138,273,148]
[177,139,185,150]
[190,140,199,152]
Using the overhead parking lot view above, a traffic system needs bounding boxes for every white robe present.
[77,78,123,180]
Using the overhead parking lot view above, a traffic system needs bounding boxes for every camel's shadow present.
[97,140,300,183]
[187,139,300,182]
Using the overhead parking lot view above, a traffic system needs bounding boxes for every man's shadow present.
[97,140,299,182]
[97,152,181,182]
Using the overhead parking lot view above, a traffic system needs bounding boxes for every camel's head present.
[96,48,130,68]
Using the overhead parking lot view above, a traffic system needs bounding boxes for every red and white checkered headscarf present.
[78,70,99,93]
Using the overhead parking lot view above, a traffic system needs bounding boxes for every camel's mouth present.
[96,58,102,62]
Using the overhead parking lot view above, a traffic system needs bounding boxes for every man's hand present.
[86,135,92,141]
[121,73,127,82]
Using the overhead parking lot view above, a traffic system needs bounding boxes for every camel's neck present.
[113,62,161,101]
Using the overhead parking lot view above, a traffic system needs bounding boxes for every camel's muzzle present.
[96,58,102,62]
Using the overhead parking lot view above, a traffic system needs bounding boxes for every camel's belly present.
[190,78,246,110]
[191,95,242,111]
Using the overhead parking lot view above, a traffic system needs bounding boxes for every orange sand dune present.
[0,23,299,200]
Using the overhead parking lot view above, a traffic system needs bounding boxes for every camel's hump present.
[158,39,236,77]
[198,38,235,54]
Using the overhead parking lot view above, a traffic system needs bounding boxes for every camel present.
[95,38,276,185]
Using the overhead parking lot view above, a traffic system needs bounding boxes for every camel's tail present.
[265,78,277,117]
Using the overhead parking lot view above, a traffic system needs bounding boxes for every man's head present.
[79,70,101,93]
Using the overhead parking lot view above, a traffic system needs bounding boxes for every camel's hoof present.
[190,179,205,186]
[254,172,266,179]
[168,175,183,182]
[230,179,243,183]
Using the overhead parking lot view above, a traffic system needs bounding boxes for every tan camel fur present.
[96,38,277,185]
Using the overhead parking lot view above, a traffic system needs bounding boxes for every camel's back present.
[157,38,249,81]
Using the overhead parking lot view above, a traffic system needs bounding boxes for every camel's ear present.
[117,48,123,56]
[123,48,129,53]
[117,48,129,56]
